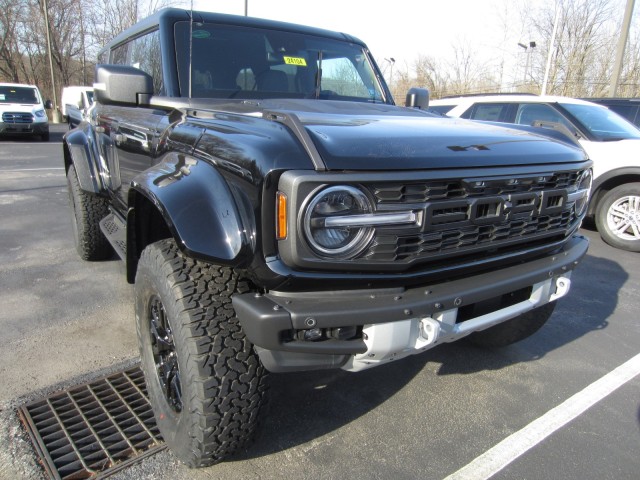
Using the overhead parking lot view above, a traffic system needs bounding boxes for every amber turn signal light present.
[276,191,288,240]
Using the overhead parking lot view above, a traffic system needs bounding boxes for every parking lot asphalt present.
[0,124,638,480]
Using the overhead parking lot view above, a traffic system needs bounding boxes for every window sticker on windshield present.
[0,95,4,100]
[284,56,307,66]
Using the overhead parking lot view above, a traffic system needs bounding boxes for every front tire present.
[465,302,556,348]
[135,239,267,467]
[66,164,111,260]
[595,183,640,252]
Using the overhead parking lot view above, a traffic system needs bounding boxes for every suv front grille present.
[367,211,573,262]
[361,171,582,265]
[370,171,578,204]
[2,112,34,123]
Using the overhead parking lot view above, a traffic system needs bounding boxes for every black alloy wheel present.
[148,296,182,413]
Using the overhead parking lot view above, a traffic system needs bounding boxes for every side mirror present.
[44,100,53,110]
[94,64,153,106]
[405,87,430,110]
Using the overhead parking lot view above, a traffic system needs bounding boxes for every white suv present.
[431,94,640,252]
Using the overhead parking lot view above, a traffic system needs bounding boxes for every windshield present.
[0,86,39,104]
[560,103,640,141]
[174,22,388,103]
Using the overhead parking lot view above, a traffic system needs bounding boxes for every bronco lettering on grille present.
[424,189,568,229]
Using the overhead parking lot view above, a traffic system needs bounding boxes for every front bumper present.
[0,121,48,136]
[233,234,588,372]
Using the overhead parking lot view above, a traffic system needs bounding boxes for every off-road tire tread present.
[136,239,267,467]
[465,302,556,348]
[66,164,111,260]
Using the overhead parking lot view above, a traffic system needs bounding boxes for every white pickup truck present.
[61,86,94,128]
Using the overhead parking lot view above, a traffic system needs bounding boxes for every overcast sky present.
[191,0,528,75]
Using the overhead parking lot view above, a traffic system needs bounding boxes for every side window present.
[111,43,128,65]
[130,31,163,94]
[109,30,164,95]
[515,103,570,128]
[465,103,511,122]
[97,50,109,64]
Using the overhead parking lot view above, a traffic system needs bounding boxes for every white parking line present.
[444,352,640,480]
[0,168,64,172]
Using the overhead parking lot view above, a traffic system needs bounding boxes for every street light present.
[518,41,536,85]
[384,57,395,86]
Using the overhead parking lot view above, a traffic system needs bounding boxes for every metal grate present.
[19,366,165,479]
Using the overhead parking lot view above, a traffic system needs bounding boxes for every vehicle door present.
[94,29,166,211]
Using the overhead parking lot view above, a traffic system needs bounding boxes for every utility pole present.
[42,0,60,123]
[609,0,636,97]
[541,7,560,96]
[245,0,248,16]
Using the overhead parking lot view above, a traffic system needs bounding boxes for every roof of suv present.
[431,94,601,107]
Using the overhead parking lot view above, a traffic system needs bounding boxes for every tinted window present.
[606,105,640,126]
[515,103,572,128]
[465,103,511,121]
[174,22,387,103]
[560,103,640,140]
[428,105,453,115]
[109,30,164,95]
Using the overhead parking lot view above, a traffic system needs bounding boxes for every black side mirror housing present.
[44,100,53,109]
[405,87,430,110]
[94,64,153,107]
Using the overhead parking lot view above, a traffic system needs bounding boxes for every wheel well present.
[63,143,73,174]
[588,173,640,218]
[127,192,173,283]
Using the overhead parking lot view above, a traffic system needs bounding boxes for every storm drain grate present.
[18,366,165,479]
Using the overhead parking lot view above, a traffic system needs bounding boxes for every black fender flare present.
[129,152,255,268]
[63,127,104,193]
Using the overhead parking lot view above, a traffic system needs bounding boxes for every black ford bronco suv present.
[63,8,591,467]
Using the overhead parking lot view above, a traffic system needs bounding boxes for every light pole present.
[609,0,636,97]
[518,41,536,86]
[384,57,395,87]
[42,0,60,123]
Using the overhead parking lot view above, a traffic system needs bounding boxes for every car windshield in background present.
[0,86,39,104]
[560,103,640,141]
[174,22,387,103]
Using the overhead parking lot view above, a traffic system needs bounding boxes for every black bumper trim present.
[233,235,588,355]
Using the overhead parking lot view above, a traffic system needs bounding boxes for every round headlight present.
[303,185,374,258]
[575,168,593,217]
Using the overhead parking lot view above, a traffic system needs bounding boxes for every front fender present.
[63,127,103,193]
[130,152,253,266]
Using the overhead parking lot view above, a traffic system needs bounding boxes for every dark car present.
[582,97,640,128]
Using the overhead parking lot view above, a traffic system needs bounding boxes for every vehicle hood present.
[578,137,640,180]
[0,103,43,114]
[257,100,588,170]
